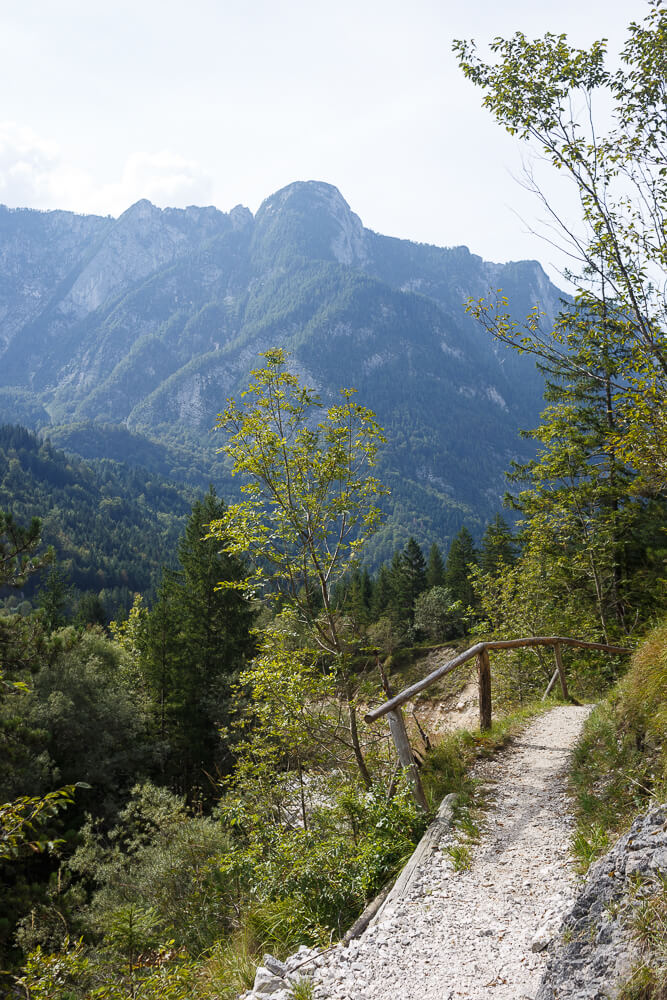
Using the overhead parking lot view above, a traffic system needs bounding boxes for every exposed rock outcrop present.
[536,803,667,1000]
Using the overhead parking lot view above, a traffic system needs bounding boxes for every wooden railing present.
[365,636,631,810]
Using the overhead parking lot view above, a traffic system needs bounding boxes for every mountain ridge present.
[0,180,564,559]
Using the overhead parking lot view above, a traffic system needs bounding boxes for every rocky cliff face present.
[536,803,667,1000]
[0,181,564,552]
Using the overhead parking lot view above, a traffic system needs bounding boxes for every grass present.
[444,844,473,872]
[199,931,258,1000]
[290,976,315,1000]
[568,620,667,999]
[569,622,667,871]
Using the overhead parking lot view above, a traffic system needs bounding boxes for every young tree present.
[414,586,464,643]
[211,349,388,786]
[454,6,667,481]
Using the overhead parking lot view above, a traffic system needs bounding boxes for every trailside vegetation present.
[1,8,666,997]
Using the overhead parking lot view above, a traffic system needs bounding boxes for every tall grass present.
[570,621,667,870]
[569,620,667,1000]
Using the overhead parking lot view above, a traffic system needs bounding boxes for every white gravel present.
[310,705,592,1000]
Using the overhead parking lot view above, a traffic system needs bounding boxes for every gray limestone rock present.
[536,803,667,1000]
[263,953,288,978]
[253,966,286,995]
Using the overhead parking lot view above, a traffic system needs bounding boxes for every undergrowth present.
[569,620,667,1000]
[570,622,667,871]
[12,697,556,999]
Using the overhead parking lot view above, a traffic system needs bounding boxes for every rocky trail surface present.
[269,705,593,1000]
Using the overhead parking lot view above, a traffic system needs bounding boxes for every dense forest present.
[0,425,194,619]
[2,7,667,999]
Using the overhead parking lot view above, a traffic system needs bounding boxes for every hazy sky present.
[0,0,645,278]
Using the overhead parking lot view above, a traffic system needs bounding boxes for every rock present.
[253,966,286,995]
[263,953,288,978]
[536,803,667,1000]
[530,923,552,952]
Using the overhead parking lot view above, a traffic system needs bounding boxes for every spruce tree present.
[371,564,392,619]
[386,538,427,628]
[143,488,255,796]
[426,542,445,589]
[479,515,518,575]
[444,527,478,610]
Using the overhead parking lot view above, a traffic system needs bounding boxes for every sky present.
[0,0,645,280]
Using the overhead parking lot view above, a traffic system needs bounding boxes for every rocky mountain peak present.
[254,180,368,266]
[230,204,253,230]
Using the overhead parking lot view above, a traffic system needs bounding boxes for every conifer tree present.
[142,488,254,795]
[425,542,445,589]
[37,564,73,632]
[444,527,478,610]
[371,564,392,619]
[479,515,518,575]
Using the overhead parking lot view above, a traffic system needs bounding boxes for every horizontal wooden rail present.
[364,636,632,724]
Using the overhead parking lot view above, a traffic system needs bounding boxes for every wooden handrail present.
[364,636,632,723]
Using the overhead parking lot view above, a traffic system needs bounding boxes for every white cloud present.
[0,122,68,207]
[0,122,214,216]
[108,151,214,211]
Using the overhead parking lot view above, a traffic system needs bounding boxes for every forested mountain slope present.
[0,181,563,557]
[0,425,191,611]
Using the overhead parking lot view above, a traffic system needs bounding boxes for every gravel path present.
[310,705,592,1000]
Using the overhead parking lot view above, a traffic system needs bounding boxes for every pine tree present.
[403,538,427,600]
[444,527,478,610]
[426,542,445,589]
[37,564,73,632]
[505,299,650,637]
[479,515,518,575]
[385,538,428,628]
[142,488,255,795]
[371,564,392,619]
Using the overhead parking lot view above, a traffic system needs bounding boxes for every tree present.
[74,592,107,628]
[0,510,48,589]
[414,586,464,643]
[479,515,518,576]
[37,564,73,632]
[454,5,667,483]
[402,538,427,608]
[425,542,445,589]
[140,489,255,795]
[444,527,477,611]
[211,349,388,786]
[370,563,392,620]
[385,539,427,629]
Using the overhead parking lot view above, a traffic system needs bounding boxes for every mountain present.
[0,181,563,561]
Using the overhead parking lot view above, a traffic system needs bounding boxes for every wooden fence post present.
[542,666,560,701]
[387,708,428,812]
[377,657,428,812]
[477,647,492,731]
[554,642,570,701]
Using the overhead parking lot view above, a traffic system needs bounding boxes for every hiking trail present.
[310,705,592,1000]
